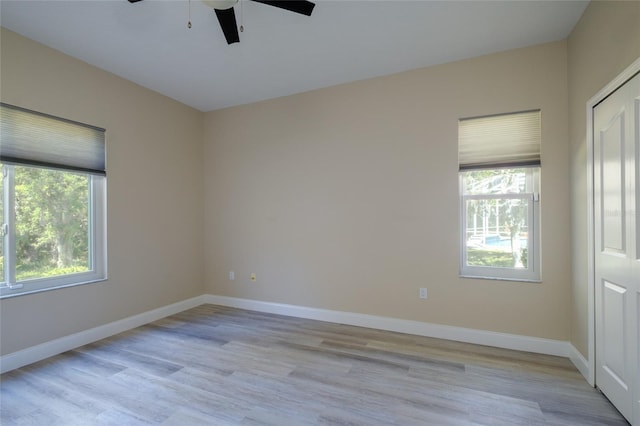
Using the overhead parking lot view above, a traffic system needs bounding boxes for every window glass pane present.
[14,165,90,281]
[465,198,529,269]
[0,164,4,281]
[462,168,528,195]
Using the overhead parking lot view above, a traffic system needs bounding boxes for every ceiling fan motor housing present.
[202,0,238,10]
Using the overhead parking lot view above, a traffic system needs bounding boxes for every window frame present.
[0,163,107,298]
[459,166,541,282]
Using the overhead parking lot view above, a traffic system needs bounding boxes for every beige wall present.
[0,28,205,355]
[567,1,640,356]
[7,2,634,357]
[204,41,572,340]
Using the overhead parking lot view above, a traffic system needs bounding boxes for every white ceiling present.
[1,0,589,112]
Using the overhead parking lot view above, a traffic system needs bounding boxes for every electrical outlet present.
[250,273,257,282]
[419,287,427,299]
[229,271,235,281]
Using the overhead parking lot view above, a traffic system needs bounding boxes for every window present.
[1,103,106,298]
[458,110,540,281]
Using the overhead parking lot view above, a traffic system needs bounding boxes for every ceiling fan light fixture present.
[202,0,238,10]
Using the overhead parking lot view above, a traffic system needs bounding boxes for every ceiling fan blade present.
[214,7,240,44]
[128,0,144,3]
[250,0,315,16]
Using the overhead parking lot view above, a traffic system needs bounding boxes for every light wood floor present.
[0,304,629,425]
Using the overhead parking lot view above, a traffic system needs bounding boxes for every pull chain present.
[187,0,192,29]
[240,0,244,33]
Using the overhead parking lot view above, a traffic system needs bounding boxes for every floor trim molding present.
[203,294,572,358]
[568,343,592,385]
[1,293,585,375]
[0,295,206,374]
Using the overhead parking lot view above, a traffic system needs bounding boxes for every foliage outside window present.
[460,167,540,281]
[1,103,106,298]
[9,165,91,278]
[458,110,541,281]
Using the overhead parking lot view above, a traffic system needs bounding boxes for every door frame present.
[586,56,640,387]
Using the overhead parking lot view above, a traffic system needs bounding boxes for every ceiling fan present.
[128,0,315,45]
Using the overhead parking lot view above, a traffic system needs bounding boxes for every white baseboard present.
[568,343,592,385]
[1,293,580,375]
[203,294,571,358]
[0,295,206,374]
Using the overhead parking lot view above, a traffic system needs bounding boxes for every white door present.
[594,70,640,425]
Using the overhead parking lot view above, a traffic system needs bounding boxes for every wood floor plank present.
[0,304,630,425]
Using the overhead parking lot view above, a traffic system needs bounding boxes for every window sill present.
[0,276,107,299]
[459,274,541,283]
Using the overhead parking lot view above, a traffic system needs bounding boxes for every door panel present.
[594,71,639,425]
[600,114,625,253]
[634,93,640,426]
[636,98,640,260]
[602,280,628,390]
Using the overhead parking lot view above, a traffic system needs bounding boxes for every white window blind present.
[458,110,540,170]
[0,103,106,175]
